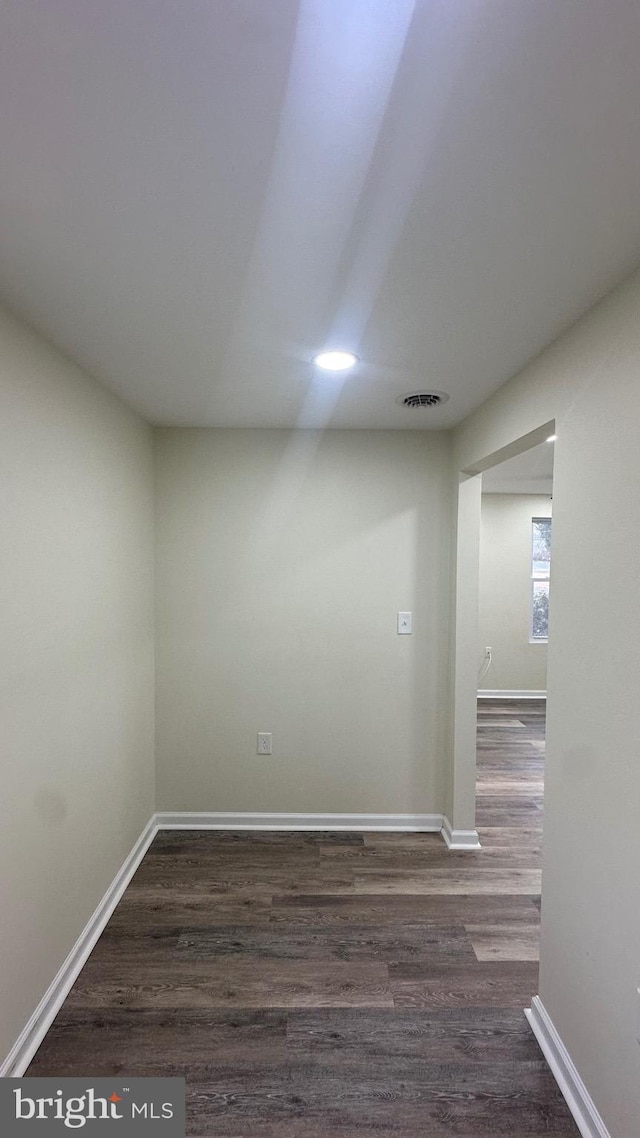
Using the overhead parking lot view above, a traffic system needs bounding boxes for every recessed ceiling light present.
[312,350,358,372]
[546,435,557,442]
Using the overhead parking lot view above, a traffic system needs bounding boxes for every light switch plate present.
[397,611,412,634]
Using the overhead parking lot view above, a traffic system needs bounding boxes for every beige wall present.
[155,428,451,815]
[4,256,640,1135]
[479,494,552,692]
[453,270,640,1135]
[0,309,155,1061]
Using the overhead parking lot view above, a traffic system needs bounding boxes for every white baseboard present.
[155,811,444,832]
[441,816,481,850]
[525,995,611,1138]
[2,807,460,1077]
[478,689,546,699]
[0,816,158,1078]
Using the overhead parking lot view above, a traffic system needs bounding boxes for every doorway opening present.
[474,440,554,959]
[447,420,556,852]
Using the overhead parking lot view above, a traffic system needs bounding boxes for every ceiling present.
[1,1,640,429]
[482,440,554,495]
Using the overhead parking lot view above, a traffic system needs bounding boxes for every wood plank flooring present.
[27,699,579,1136]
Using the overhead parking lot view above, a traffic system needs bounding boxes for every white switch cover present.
[257,733,272,755]
[397,612,412,634]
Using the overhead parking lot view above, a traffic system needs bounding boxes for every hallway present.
[27,701,577,1136]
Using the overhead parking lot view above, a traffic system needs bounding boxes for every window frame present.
[530,516,551,643]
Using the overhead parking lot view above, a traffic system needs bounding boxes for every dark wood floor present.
[27,700,579,1136]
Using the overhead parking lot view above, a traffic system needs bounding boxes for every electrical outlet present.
[485,646,492,655]
[397,612,412,634]
[257,732,272,755]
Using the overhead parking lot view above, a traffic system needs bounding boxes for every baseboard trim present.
[441,816,481,850]
[0,816,158,1078]
[478,689,546,699]
[2,807,452,1076]
[525,995,611,1138]
[155,811,444,832]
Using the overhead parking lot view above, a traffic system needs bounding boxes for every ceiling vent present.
[396,391,449,409]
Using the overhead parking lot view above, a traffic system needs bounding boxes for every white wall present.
[155,428,451,815]
[0,308,155,1062]
[453,269,640,1136]
[479,494,551,692]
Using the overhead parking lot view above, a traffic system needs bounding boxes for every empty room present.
[1,3,639,1137]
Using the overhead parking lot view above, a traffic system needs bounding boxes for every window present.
[531,517,551,641]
